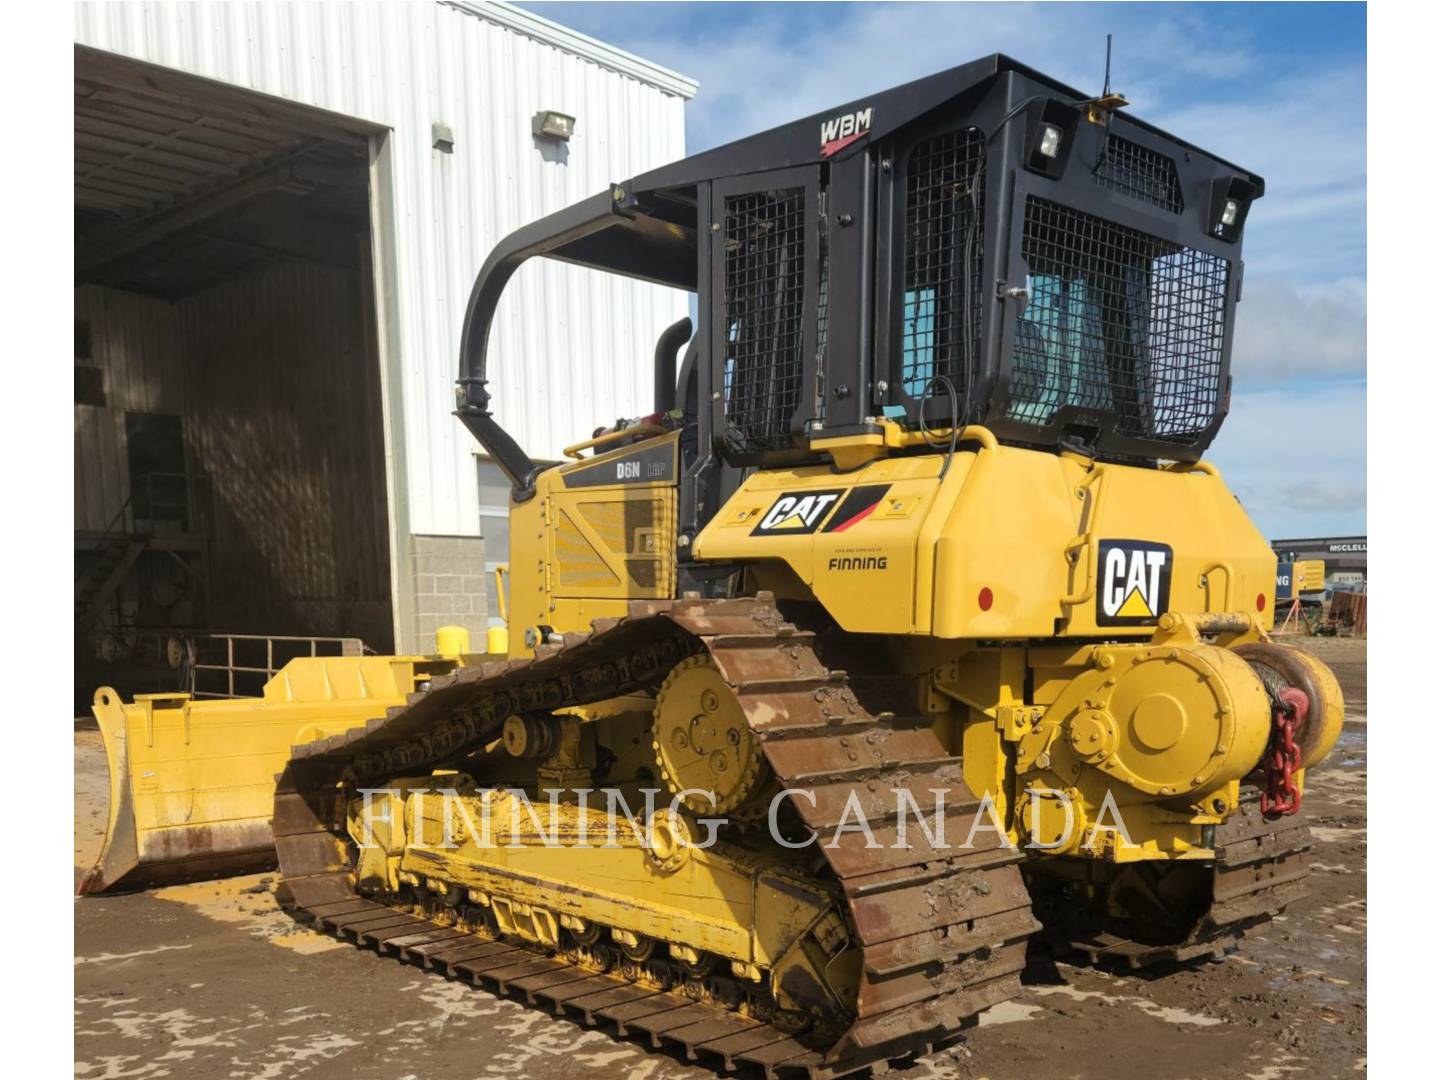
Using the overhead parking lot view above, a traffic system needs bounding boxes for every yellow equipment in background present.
[1295,559,1327,593]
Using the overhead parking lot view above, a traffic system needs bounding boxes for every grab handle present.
[1060,467,1107,607]
[562,423,667,460]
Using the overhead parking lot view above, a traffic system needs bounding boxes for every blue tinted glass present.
[902,288,937,395]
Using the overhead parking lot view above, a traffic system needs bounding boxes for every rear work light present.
[1038,123,1062,159]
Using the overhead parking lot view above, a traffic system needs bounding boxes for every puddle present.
[977,1000,1045,1027]
[76,997,361,1080]
[1310,826,1365,844]
[1032,985,1222,1027]
[75,943,193,966]
[1330,726,1368,768]
[153,876,345,955]
[1245,1061,1309,1080]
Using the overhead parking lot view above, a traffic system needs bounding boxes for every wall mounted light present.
[533,110,576,141]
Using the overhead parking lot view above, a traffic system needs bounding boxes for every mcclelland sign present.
[1271,536,1366,556]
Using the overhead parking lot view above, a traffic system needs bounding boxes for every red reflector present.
[1257,593,1267,612]
[978,587,994,611]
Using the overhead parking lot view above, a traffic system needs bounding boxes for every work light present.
[1208,176,1260,242]
[1038,123,1062,159]
[1022,100,1080,178]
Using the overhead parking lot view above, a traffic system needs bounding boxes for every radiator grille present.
[901,128,986,400]
[1009,197,1230,445]
[1094,134,1184,214]
[721,187,807,454]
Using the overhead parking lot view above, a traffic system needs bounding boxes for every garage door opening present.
[74,46,393,705]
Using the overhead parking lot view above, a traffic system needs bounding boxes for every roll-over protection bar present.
[456,189,620,501]
[456,185,698,502]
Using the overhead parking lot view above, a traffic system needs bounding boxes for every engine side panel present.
[693,444,1275,638]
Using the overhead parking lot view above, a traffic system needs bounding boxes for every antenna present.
[1085,32,1128,129]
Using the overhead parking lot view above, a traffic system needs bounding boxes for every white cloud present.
[1207,382,1367,537]
[614,3,1259,154]
[1151,66,1366,280]
[1232,275,1366,383]
[547,2,1365,278]
[1278,479,1366,514]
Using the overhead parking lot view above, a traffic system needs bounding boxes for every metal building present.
[73,1,695,700]
[1270,536,1367,585]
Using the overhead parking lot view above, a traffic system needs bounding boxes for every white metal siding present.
[75,1,694,536]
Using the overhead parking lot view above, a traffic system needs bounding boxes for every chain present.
[1260,686,1307,819]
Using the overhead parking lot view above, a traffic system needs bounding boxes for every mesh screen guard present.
[1007,196,1231,447]
[900,128,987,403]
[721,187,808,455]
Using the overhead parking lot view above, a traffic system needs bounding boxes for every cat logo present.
[751,489,843,536]
[1096,540,1173,626]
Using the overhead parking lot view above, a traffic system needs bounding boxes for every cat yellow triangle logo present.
[1097,540,1173,625]
[770,508,812,530]
[1116,587,1155,619]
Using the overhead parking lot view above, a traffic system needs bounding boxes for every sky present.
[523,1,1367,539]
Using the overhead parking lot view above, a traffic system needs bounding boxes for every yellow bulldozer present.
[81,54,1344,1078]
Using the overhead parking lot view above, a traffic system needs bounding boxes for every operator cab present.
[455,53,1261,542]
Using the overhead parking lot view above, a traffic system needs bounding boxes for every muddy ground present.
[74,637,1366,1079]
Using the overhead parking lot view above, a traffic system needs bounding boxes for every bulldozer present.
[81,54,1345,1078]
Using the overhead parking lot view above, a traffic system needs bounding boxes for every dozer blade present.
[80,657,440,895]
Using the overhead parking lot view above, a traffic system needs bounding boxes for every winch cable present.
[1250,661,1307,819]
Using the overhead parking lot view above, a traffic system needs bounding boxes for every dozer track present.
[273,595,1039,1078]
[1035,789,1313,970]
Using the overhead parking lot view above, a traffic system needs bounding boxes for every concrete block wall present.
[408,534,489,653]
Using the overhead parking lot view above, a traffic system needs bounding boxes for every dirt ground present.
[74,637,1366,1079]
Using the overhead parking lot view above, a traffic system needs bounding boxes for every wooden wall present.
[74,260,393,651]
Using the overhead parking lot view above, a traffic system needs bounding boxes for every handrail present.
[188,633,367,699]
[76,492,138,586]
[563,423,668,460]
[97,493,134,540]
[82,472,195,547]
[1166,460,1221,479]
[894,423,1000,454]
[1198,561,1235,612]
[1060,465,1107,607]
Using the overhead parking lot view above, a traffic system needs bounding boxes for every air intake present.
[1094,134,1184,214]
